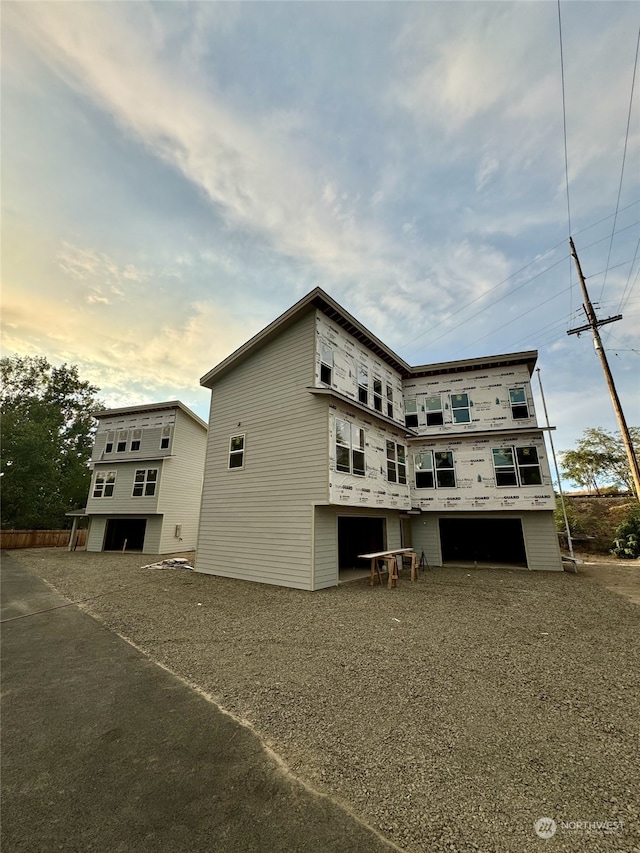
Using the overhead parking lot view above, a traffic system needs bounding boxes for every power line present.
[407,252,570,361]
[598,25,640,302]
[404,207,640,361]
[617,236,640,313]
[557,0,573,322]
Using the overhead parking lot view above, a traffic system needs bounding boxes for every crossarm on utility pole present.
[569,237,640,501]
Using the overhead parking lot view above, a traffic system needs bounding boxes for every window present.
[414,452,434,488]
[160,426,172,450]
[131,429,142,452]
[516,446,542,485]
[414,451,456,488]
[229,434,245,469]
[357,367,368,405]
[386,385,394,419]
[116,430,128,452]
[425,395,444,426]
[404,398,418,428]
[492,447,518,486]
[104,431,115,454]
[132,468,158,497]
[493,446,542,486]
[509,388,529,419]
[320,343,333,385]
[386,441,407,484]
[451,394,471,424]
[93,471,116,498]
[434,451,456,487]
[336,419,365,476]
[373,378,382,412]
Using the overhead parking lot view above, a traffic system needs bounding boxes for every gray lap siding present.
[196,311,329,589]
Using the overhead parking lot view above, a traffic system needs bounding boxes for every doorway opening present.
[338,516,386,571]
[439,517,527,567]
[104,518,147,552]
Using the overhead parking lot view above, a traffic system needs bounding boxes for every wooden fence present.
[0,529,88,550]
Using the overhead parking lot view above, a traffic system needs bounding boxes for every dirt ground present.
[5,547,640,853]
[571,552,640,606]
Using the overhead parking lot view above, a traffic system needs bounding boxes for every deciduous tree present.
[0,356,103,529]
[561,427,640,498]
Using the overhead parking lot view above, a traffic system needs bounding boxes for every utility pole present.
[536,368,574,560]
[567,236,640,501]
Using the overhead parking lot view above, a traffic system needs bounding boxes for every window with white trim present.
[414,450,456,488]
[516,446,542,485]
[93,470,116,498]
[132,468,158,497]
[160,426,172,449]
[320,343,333,385]
[509,387,529,419]
[404,397,418,428]
[357,367,368,405]
[386,385,394,419]
[229,434,245,469]
[414,452,434,488]
[104,431,115,454]
[373,378,383,412]
[116,430,128,452]
[451,394,471,424]
[386,441,407,484]
[335,419,365,476]
[425,395,444,426]
[131,429,142,451]
[492,446,542,486]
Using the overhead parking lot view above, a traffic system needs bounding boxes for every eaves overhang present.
[92,401,207,431]
[405,425,553,442]
[200,287,411,389]
[308,387,419,435]
[408,350,538,379]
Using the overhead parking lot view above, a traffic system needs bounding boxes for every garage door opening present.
[104,518,147,552]
[439,518,527,567]
[338,516,385,570]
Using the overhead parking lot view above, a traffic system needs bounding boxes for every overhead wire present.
[557,0,574,323]
[597,25,640,302]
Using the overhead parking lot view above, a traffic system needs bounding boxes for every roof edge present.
[200,287,410,388]
[92,400,208,431]
[408,350,538,378]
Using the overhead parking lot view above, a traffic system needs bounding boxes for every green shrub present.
[610,507,640,559]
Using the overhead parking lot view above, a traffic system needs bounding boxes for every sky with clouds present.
[2,1,639,465]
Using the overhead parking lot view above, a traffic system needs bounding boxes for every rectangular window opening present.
[373,378,382,412]
[93,471,116,498]
[320,343,333,386]
[131,429,142,452]
[116,430,128,452]
[404,398,418,429]
[229,434,245,469]
[386,385,394,419]
[425,395,444,426]
[160,426,172,450]
[357,367,368,405]
[435,451,456,488]
[335,419,366,477]
[414,452,434,489]
[104,431,115,454]
[132,468,158,497]
[509,387,530,419]
[451,394,471,424]
[386,440,407,484]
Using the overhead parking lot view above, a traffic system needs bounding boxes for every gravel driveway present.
[7,549,640,853]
